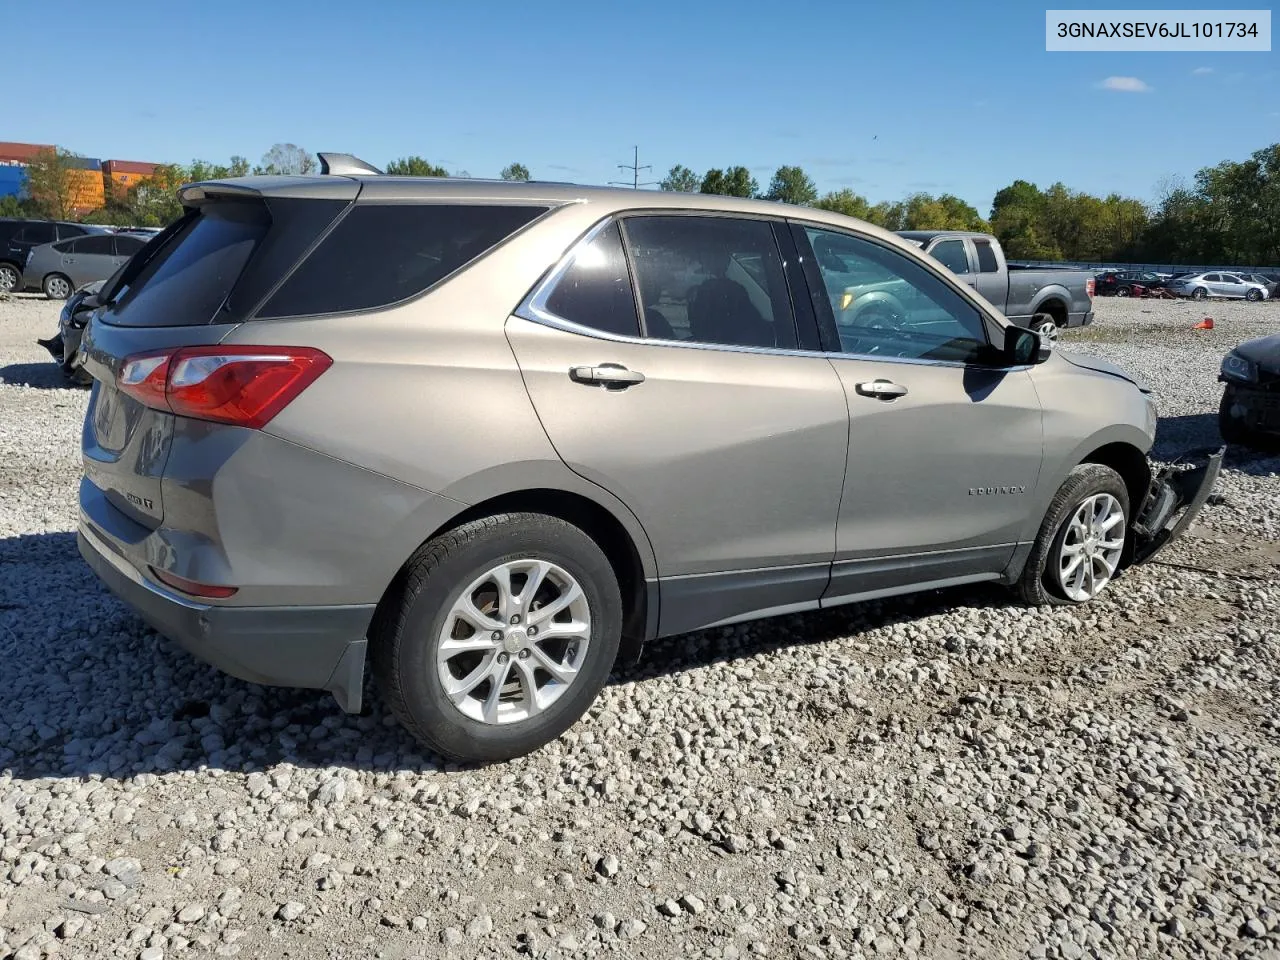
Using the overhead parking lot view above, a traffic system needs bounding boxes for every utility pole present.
[609,146,656,189]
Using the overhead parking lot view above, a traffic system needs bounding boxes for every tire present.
[0,262,20,294]
[1192,287,1208,301]
[1115,286,1131,298]
[1017,464,1130,606]
[1245,288,1262,302]
[1032,315,1060,346]
[43,274,72,300]
[371,512,623,763]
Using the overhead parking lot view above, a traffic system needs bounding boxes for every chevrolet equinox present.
[76,154,1222,762]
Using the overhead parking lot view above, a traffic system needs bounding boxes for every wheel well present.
[378,489,650,661]
[1037,298,1067,324]
[1081,442,1150,513]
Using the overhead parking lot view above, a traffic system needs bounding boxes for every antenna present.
[609,146,656,189]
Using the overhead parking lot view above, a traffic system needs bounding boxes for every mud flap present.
[1131,445,1225,565]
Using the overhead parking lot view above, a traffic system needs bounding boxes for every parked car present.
[37,279,106,384]
[1166,272,1270,301]
[896,231,1094,342]
[76,158,1221,762]
[1219,334,1280,446]
[1095,271,1174,297]
[0,218,110,294]
[23,232,148,299]
[1238,273,1280,300]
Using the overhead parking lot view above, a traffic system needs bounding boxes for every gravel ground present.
[1,293,1278,960]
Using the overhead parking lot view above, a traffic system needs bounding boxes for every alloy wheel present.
[1035,318,1060,346]
[436,559,591,724]
[1057,493,1125,601]
[0,264,17,293]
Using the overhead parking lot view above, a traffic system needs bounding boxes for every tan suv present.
[76,154,1221,762]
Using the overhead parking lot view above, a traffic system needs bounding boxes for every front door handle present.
[569,364,646,388]
[855,379,908,401]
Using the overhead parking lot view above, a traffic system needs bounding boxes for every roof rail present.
[317,152,383,176]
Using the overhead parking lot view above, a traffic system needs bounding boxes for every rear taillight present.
[1086,278,1095,298]
[118,346,331,429]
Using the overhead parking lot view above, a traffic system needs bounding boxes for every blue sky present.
[8,0,1278,213]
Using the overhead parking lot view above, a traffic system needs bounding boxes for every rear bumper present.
[79,523,372,712]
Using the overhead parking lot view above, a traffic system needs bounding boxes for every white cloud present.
[1098,76,1152,93]
[1191,66,1214,75]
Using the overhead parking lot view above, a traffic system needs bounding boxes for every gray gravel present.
[2,293,1279,959]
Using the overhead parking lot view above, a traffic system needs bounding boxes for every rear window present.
[103,202,269,327]
[259,203,548,318]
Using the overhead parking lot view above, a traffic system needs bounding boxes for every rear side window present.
[53,240,74,253]
[103,202,269,327]
[540,222,640,337]
[77,235,115,255]
[259,203,547,318]
[114,235,146,255]
[973,239,999,273]
[18,223,55,245]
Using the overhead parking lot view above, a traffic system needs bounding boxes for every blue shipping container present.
[0,165,25,198]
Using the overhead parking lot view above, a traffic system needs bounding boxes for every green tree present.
[229,155,250,177]
[700,166,757,198]
[813,189,872,220]
[23,147,85,219]
[660,164,700,193]
[127,164,187,226]
[0,194,36,218]
[385,156,449,177]
[897,193,988,232]
[254,143,315,176]
[765,165,817,206]
[500,162,531,181]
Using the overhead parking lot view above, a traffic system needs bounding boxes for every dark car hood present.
[1059,351,1149,391]
[1233,333,1280,369]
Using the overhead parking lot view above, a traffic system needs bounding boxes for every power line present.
[609,146,656,189]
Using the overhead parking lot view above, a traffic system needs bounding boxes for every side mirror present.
[1004,325,1049,366]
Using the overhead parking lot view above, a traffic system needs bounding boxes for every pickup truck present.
[896,230,1095,342]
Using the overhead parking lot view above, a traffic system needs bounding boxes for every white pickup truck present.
[897,230,1096,342]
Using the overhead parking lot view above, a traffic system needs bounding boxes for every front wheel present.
[1245,288,1263,302]
[371,512,622,763]
[1191,287,1208,301]
[1017,464,1130,606]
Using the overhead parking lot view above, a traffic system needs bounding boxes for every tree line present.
[4,141,1276,266]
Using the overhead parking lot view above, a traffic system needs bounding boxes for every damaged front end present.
[1130,445,1225,565]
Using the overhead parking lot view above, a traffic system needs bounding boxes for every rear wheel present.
[371,512,622,763]
[1115,286,1131,298]
[0,262,20,293]
[1018,464,1130,606]
[1192,286,1208,301]
[1032,315,1060,346]
[43,274,72,300]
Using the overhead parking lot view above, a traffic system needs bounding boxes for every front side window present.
[622,216,797,349]
[19,223,55,245]
[804,227,989,364]
[540,221,640,338]
[929,239,971,275]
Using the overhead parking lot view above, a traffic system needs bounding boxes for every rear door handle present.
[569,364,646,388]
[855,379,908,401]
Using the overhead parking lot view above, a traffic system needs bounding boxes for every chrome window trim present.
[515,215,1032,373]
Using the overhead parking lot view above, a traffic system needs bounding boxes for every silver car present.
[24,232,149,299]
[1166,271,1270,301]
[76,154,1222,762]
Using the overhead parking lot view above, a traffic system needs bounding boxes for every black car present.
[1219,334,1280,447]
[1095,270,1172,297]
[0,218,108,293]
